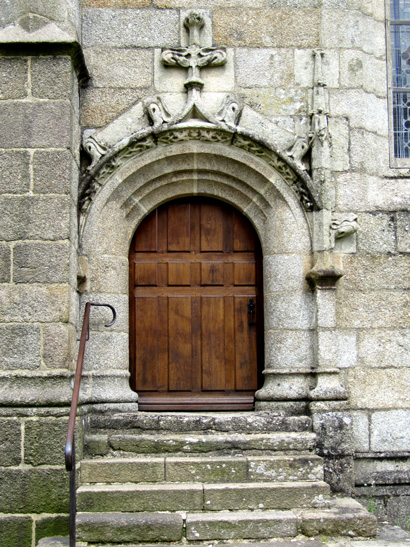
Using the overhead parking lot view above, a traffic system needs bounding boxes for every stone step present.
[77,512,184,544]
[85,431,316,457]
[76,481,330,513]
[80,454,324,484]
[87,411,312,434]
[75,499,377,544]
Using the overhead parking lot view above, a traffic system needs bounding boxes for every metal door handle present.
[247,298,256,326]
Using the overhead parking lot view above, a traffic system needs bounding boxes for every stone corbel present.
[306,251,343,290]
[286,136,310,171]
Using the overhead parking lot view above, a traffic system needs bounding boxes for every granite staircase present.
[75,411,376,546]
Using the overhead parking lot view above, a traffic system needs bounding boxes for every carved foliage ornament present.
[80,129,318,214]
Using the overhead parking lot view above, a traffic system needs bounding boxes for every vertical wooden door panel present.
[234,296,258,390]
[201,296,225,390]
[168,297,192,391]
[134,211,157,251]
[168,202,190,251]
[129,198,263,409]
[134,297,160,390]
[201,203,224,251]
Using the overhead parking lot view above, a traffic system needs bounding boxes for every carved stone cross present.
[161,12,227,92]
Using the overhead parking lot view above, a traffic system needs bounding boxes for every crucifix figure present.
[161,12,227,94]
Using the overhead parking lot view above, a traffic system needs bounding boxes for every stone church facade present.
[0,0,410,545]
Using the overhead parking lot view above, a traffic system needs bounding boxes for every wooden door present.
[129,198,263,410]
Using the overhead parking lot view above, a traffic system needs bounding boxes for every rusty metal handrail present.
[65,302,116,547]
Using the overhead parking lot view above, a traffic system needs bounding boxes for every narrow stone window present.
[389,0,410,161]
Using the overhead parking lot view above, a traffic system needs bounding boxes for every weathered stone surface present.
[89,410,311,433]
[0,196,71,241]
[33,150,74,195]
[351,411,370,452]
[342,255,410,290]
[0,0,67,27]
[317,329,357,369]
[109,431,316,454]
[329,90,388,136]
[263,255,306,292]
[0,58,28,99]
[0,244,11,283]
[13,242,70,284]
[355,457,410,486]
[0,419,21,466]
[82,8,179,47]
[88,256,128,294]
[357,212,396,254]
[0,515,32,547]
[265,330,314,369]
[85,48,153,88]
[336,172,410,212]
[316,290,336,328]
[77,482,203,512]
[81,457,165,483]
[239,87,308,117]
[0,150,30,195]
[337,290,410,329]
[0,468,69,513]
[35,515,69,543]
[84,434,109,456]
[350,129,390,176]
[236,48,294,87]
[42,323,76,369]
[81,87,145,127]
[340,50,387,97]
[329,117,350,172]
[203,481,329,510]
[0,324,41,370]
[84,0,150,5]
[24,418,68,466]
[312,412,353,457]
[167,457,247,483]
[83,332,128,371]
[396,211,410,252]
[77,511,183,542]
[370,410,410,451]
[349,369,410,409]
[213,9,320,47]
[265,292,315,330]
[357,329,410,368]
[320,9,385,56]
[31,57,73,100]
[186,510,298,540]
[247,455,324,482]
[295,48,339,88]
[0,285,69,323]
[0,102,71,149]
[301,497,377,537]
[155,0,268,6]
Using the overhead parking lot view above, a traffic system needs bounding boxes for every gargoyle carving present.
[83,135,108,171]
[330,213,359,239]
[144,96,172,128]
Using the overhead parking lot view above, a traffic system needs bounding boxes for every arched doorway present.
[129,197,264,410]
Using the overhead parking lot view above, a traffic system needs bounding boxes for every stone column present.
[0,1,86,542]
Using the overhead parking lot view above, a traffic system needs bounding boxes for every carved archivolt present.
[80,126,321,215]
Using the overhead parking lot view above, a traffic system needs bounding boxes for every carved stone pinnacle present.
[184,12,204,46]
[161,11,226,92]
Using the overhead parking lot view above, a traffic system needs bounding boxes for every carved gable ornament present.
[80,12,322,215]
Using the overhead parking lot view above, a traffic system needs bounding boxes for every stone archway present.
[79,137,315,410]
